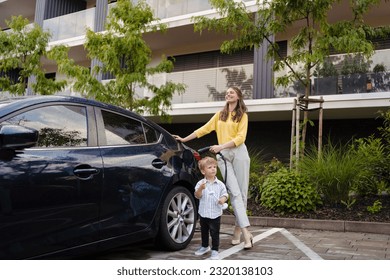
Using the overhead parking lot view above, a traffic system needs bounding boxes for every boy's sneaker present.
[210,250,220,260]
[194,246,210,256]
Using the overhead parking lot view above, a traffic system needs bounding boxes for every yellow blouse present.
[194,111,248,147]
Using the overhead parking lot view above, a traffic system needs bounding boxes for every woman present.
[173,86,253,249]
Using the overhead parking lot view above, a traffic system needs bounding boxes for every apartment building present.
[1,0,389,159]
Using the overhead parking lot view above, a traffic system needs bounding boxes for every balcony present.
[43,8,95,42]
[42,0,255,43]
[41,0,213,43]
[275,49,390,97]
[148,0,211,19]
[103,51,390,106]
[143,64,254,104]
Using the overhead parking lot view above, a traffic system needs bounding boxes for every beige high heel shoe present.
[231,226,241,245]
[242,227,253,249]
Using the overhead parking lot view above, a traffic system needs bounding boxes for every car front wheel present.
[157,186,196,251]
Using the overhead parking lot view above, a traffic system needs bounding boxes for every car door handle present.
[152,158,167,169]
[74,165,99,180]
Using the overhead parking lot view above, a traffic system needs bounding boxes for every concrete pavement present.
[181,223,390,260]
[93,220,390,260]
[222,215,390,235]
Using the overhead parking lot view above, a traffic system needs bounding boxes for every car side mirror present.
[0,124,38,150]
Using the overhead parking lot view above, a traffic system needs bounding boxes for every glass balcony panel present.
[167,64,253,104]
[274,49,390,97]
[172,69,217,103]
[369,50,390,93]
[166,0,187,18]
[186,0,211,14]
[155,0,184,18]
[152,0,212,19]
[44,17,60,41]
[43,8,95,42]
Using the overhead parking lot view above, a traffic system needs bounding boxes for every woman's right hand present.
[172,132,196,143]
[210,145,223,154]
[172,135,183,142]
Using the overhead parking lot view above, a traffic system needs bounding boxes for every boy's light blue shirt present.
[195,177,228,219]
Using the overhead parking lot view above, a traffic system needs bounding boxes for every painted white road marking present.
[280,228,323,260]
[217,228,282,259]
[216,227,323,260]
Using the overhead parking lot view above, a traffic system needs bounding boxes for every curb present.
[221,215,390,235]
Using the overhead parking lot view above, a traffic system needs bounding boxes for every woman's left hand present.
[210,145,222,154]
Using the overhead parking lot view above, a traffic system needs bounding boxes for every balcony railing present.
[140,64,254,104]
[41,1,213,43]
[275,49,390,97]
[100,57,390,105]
[42,0,257,43]
[43,8,95,41]
[146,0,211,19]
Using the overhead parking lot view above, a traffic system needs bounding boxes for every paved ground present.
[94,223,390,260]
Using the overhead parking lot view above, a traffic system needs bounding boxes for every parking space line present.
[216,227,322,260]
[218,228,283,260]
[280,228,323,260]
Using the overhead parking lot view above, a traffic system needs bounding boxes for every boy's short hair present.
[198,156,217,171]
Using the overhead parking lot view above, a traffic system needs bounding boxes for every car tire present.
[157,186,196,251]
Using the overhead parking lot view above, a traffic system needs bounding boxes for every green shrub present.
[349,136,386,195]
[377,109,390,187]
[299,141,366,205]
[249,157,286,203]
[367,200,382,214]
[248,147,265,174]
[378,109,390,145]
[247,147,265,201]
[260,168,321,213]
[314,59,338,77]
[249,172,263,202]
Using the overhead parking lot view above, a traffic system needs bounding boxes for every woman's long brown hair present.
[219,86,247,122]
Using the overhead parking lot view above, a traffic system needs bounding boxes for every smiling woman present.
[173,86,254,249]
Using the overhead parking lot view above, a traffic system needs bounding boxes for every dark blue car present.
[0,95,201,259]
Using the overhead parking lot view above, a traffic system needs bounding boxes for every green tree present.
[0,16,67,95]
[52,0,185,121]
[193,0,389,159]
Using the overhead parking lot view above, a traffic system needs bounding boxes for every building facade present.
[1,0,389,160]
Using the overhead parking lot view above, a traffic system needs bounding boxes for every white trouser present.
[217,144,250,228]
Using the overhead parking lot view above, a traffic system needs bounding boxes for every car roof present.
[0,94,178,147]
[0,95,148,122]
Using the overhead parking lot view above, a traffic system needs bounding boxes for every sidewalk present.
[91,220,390,260]
[222,215,390,235]
[215,224,390,260]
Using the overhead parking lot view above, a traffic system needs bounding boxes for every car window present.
[102,110,146,145]
[5,105,88,147]
[144,123,160,143]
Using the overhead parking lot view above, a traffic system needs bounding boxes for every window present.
[370,36,390,50]
[5,105,88,147]
[169,41,287,72]
[170,49,254,72]
[102,110,147,145]
[45,72,56,80]
[0,68,27,89]
[144,123,159,143]
[276,40,288,59]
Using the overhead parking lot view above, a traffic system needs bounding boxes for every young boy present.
[194,156,228,260]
